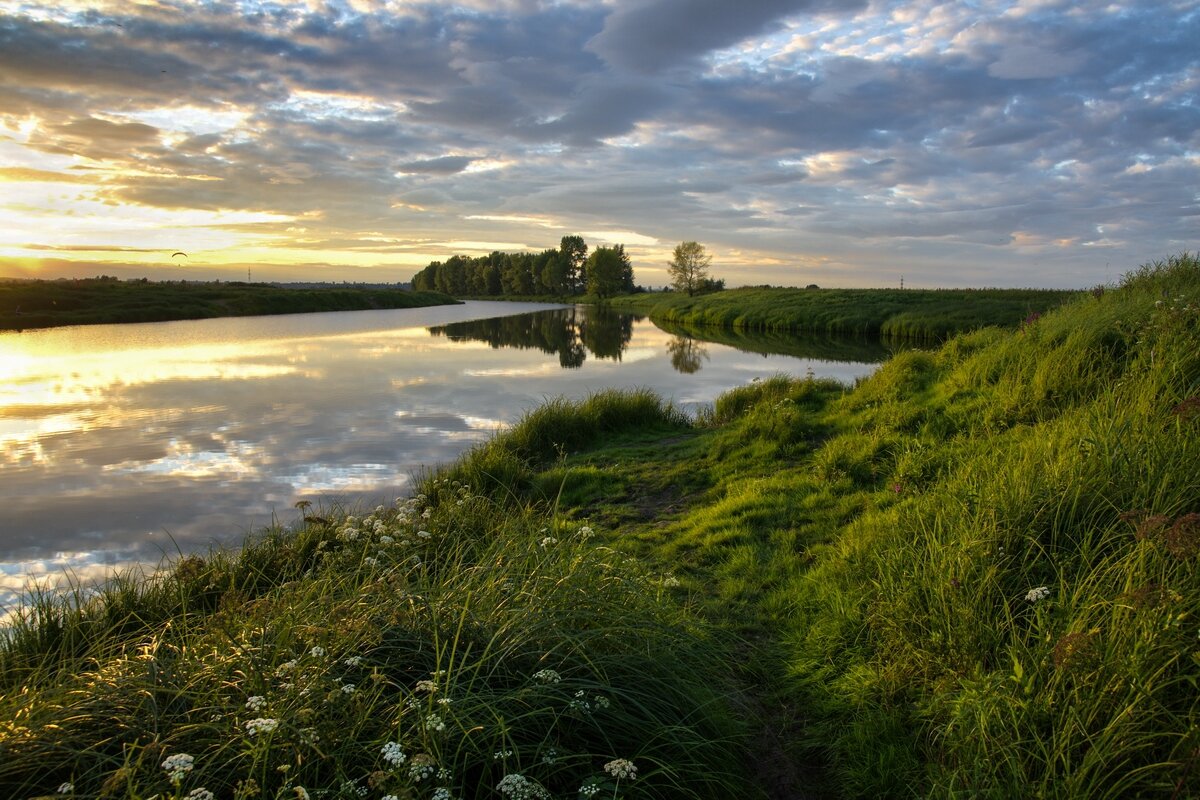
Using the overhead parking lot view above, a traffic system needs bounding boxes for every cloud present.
[586,0,866,73]
[396,155,476,175]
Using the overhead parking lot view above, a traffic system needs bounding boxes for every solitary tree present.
[667,241,712,296]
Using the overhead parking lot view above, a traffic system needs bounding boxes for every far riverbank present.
[0,277,459,330]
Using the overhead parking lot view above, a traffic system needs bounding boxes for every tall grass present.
[0,467,742,797]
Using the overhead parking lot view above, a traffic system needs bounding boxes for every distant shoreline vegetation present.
[0,276,459,331]
[610,285,1080,343]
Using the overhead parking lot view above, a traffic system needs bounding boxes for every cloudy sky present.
[0,0,1196,288]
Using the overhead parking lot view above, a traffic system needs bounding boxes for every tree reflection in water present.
[428,306,636,369]
[666,335,709,374]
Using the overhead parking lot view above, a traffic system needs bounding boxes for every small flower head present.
[539,536,558,548]
[1025,586,1051,603]
[425,713,447,732]
[244,717,280,737]
[341,683,356,695]
[381,741,407,768]
[497,773,549,799]
[161,753,195,783]
[245,695,267,712]
[294,789,311,800]
[531,669,561,684]
[186,790,216,800]
[604,758,637,781]
[409,753,436,781]
[309,646,326,658]
[415,679,438,693]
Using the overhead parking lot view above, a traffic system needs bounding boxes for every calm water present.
[0,301,886,607]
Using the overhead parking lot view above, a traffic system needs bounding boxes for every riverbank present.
[0,278,459,330]
[2,254,1197,798]
[609,285,1078,342]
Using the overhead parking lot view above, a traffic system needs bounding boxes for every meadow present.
[0,278,458,330]
[610,285,1078,342]
[1,254,1196,798]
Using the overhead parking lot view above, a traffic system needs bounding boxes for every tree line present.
[410,235,635,299]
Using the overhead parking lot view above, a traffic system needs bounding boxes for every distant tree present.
[585,246,627,300]
[560,235,588,293]
[667,241,712,296]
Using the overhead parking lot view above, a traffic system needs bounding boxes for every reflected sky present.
[0,301,879,608]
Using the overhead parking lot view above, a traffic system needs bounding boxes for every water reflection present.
[0,301,884,608]
[430,306,636,369]
[667,336,709,374]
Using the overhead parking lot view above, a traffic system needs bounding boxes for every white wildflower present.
[409,753,436,781]
[299,727,320,746]
[497,773,549,799]
[415,679,438,693]
[539,536,558,548]
[422,508,432,519]
[494,749,513,760]
[604,758,637,781]
[275,659,298,676]
[1025,586,1052,603]
[531,669,561,684]
[244,717,280,737]
[379,535,394,545]
[364,556,378,566]
[577,526,594,539]
[294,789,311,800]
[417,529,432,539]
[432,789,455,800]
[343,655,364,667]
[161,753,195,783]
[425,713,446,732]
[381,741,406,767]
[341,683,356,695]
[245,695,267,712]
[310,646,326,658]
[185,790,215,800]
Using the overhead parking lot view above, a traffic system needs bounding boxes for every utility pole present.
[900,275,904,290]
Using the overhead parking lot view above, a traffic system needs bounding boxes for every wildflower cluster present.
[244,717,280,737]
[497,773,550,799]
[603,758,637,781]
[1025,586,1051,603]
[161,753,195,783]
[381,741,406,767]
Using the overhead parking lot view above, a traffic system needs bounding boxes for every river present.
[0,301,888,608]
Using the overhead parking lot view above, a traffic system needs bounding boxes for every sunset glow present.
[1,0,1196,287]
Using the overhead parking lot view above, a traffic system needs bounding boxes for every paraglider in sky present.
[171,251,187,259]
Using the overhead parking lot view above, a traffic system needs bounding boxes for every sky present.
[0,0,1196,289]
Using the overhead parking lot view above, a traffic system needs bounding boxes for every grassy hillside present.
[611,285,1078,342]
[442,254,1200,796]
[2,254,1196,798]
[0,278,458,330]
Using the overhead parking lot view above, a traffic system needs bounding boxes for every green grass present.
[610,285,1078,342]
[447,254,1200,796]
[0,278,459,330]
[3,253,1197,798]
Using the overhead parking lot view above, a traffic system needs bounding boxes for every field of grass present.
[2,254,1196,798]
[611,285,1078,342]
[0,278,458,330]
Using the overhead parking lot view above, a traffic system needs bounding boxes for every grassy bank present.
[439,254,1200,796]
[610,286,1078,342]
[3,254,1196,798]
[0,278,459,330]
